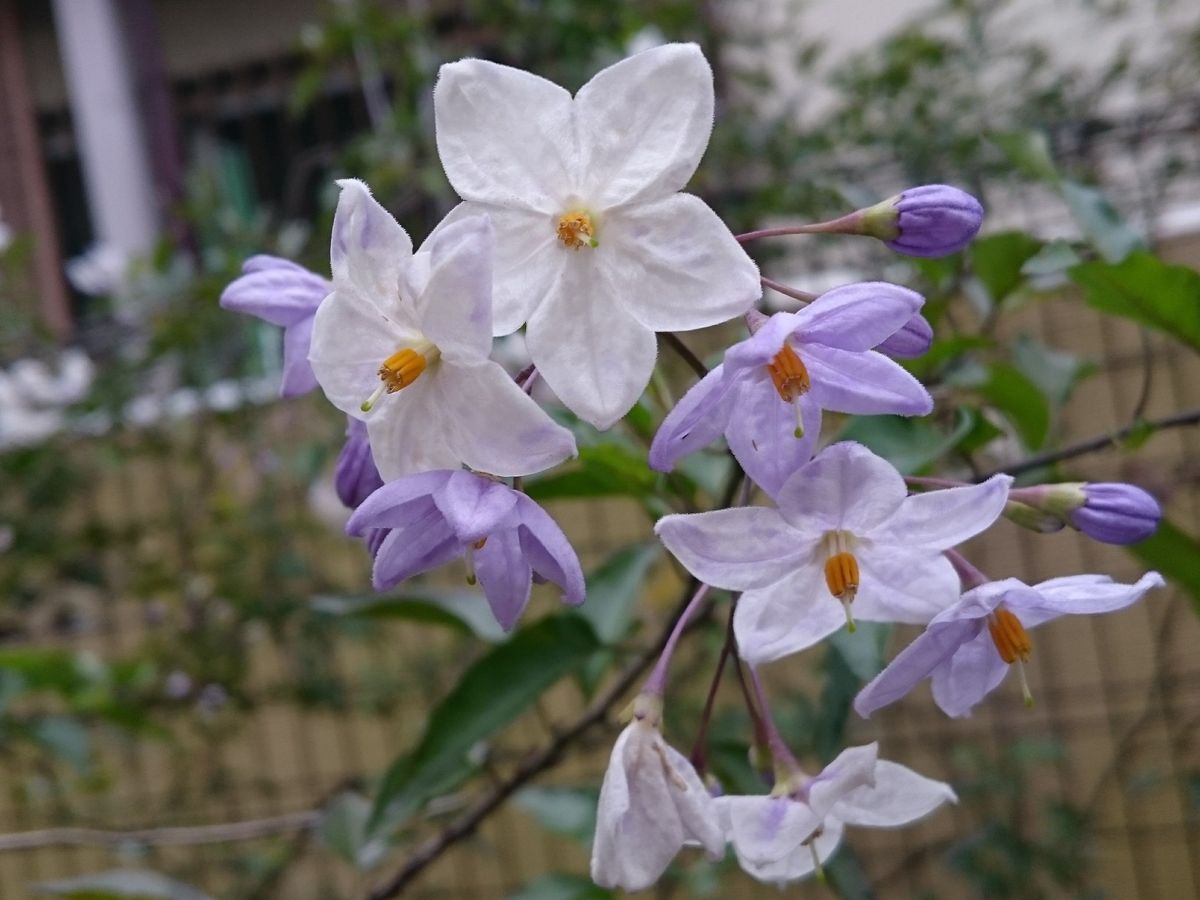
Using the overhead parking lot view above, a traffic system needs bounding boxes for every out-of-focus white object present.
[0,349,96,448]
[66,243,130,297]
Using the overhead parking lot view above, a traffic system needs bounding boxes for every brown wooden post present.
[0,0,72,337]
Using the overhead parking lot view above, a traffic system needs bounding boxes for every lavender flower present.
[854,572,1164,718]
[1068,483,1162,545]
[345,469,584,631]
[864,184,984,257]
[877,313,934,358]
[649,284,931,498]
[334,418,383,510]
[220,255,330,397]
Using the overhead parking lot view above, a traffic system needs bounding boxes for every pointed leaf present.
[1070,252,1200,352]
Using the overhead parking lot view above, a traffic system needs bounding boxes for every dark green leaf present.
[1126,519,1200,617]
[840,412,974,474]
[370,615,600,832]
[32,870,212,900]
[515,786,599,844]
[1059,181,1144,263]
[969,232,1043,304]
[312,589,507,642]
[976,363,1051,449]
[990,129,1058,182]
[828,621,890,682]
[1021,240,1082,278]
[525,444,657,502]
[1070,252,1200,352]
[1011,334,1095,410]
[827,845,878,900]
[576,545,659,646]
[319,792,389,870]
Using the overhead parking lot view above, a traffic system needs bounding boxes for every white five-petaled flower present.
[591,695,725,892]
[656,442,1013,665]
[309,179,576,481]
[717,744,957,886]
[432,43,761,429]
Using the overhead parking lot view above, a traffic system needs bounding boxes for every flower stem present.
[661,332,709,379]
[944,547,988,591]
[760,276,818,305]
[747,666,800,773]
[689,598,739,773]
[735,212,863,243]
[642,583,712,697]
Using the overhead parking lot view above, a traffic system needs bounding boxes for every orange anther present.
[823,551,860,602]
[987,608,1032,664]
[378,348,427,392]
[767,344,811,402]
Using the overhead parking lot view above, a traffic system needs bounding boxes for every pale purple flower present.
[879,184,984,257]
[656,442,1012,664]
[716,745,955,886]
[649,285,931,498]
[1068,483,1161,545]
[854,571,1164,719]
[591,695,724,891]
[344,468,584,631]
[334,418,383,510]
[220,255,331,397]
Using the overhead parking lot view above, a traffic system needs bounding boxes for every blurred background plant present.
[0,0,1198,897]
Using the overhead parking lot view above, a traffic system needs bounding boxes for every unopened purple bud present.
[877,313,934,358]
[871,185,984,257]
[1067,483,1161,545]
[334,418,383,510]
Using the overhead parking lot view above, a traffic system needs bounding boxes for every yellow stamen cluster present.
[378,348,427,392]
[987,608,1032,664]
[822,530,860,632]
[767,344,811,402]
[556,211,596,249]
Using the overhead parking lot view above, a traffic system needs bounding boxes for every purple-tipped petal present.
[220,255,330,327]
[334,418,384,510]
[370,501,460,589]
[475,529,533,631]
[648,365,737,473]
[803,345,933,416]
[1067,483,1162,544]
[793,282,924,352]
[886,184,984,257]
[346,470,455,535]
[877,313,934,358]
[514,495,585,606]
[432,470,520,544]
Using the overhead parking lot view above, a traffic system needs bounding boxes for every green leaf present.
[976,363,1051,449]
[576,545,659,646]
[525,443,658,502]
[1021,240,1082,278]
[370,615,600,832]
[312,589,507,642]
[319,792,389,870]
[32,870,213,900]
[515,785,598,844]
[29,716,91,772]
[506,874,613,900]
[828,621,890,682]
[1126,519,1200,617]
[1059,180,1144,263]
[1070,252,1200,352]
[990,129,1058,182]
[827,845,878,900]
[969,232,1043,304]
[839,411,974,474]
[1011,334,1095,410]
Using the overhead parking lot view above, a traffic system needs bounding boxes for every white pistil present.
[464,542,478,585]
[1015,658,1034,708]
[361,382,387,413]
[793,398,805,438]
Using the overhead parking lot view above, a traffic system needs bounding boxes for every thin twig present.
[975,406,1200,480]
[660,332,709,380]
[0,810,320,851]
[759,276,817,305]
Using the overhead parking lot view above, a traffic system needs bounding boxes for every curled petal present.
[804,744,879,818]
[833,760,957,828]
[723,795,820,868]
[730,814,845,886]
[370,502,460,590]
[345,470,455,534]
[723,312,803,373]
[474,529,533,631]
[793,282,924,352]
[514,495,585,606]
[648,365,736,474]
[878,313,934,358]
[1015,571,1164,628]
[220,255,329,327]
[432,470,520,543]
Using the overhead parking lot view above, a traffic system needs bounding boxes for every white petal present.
[329,179,414,310]
[413,214,494,363]
[724,795,819,867]
[930,628,1010,717]
[873,475,1012,549]
[855,551,962,625]
[833,760,957,828]
[661,738,725,859]
[435,362,576,477]
[525,252,656,428]
[426,201,563,336]
[655,507,812,592]
[364,379,460,481]
[804,744,879,818]
[1017,571,1165,627]
[775,441,909,536]
[433,59,576,212]
[308,288,423,418]
[733,562,847,665]
[575,43,714,208]
[603,194,760,331]
[734,816,845,886]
